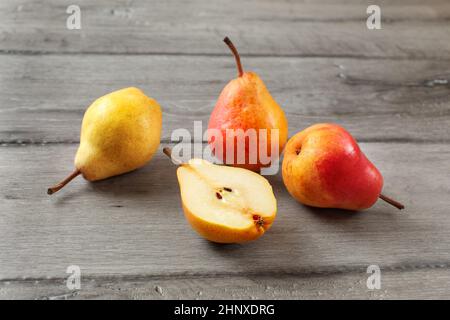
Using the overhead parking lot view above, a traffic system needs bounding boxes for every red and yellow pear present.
[282,124,404,211]
[208,37,288,172]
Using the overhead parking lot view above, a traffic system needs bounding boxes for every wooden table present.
[1,0,449,299]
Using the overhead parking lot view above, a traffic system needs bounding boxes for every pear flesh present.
[177,159,277,243]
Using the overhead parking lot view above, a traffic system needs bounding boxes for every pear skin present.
[48,87,162,194]
[208,37,288,172]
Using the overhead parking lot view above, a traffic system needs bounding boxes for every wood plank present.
[1,55,449,144]
[1,268,449,299]
[1,0,450,58]
[0,143,449,280]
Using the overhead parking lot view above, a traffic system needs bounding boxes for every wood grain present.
[1,0,450,58]
[1,268,449,299]
[0,143,449,281]
[1,55,449,144]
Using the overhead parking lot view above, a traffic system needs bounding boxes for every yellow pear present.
[47,87,162,195]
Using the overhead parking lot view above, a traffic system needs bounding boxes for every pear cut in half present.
[176,159,277,243]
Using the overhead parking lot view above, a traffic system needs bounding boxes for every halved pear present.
[176,159,277,243]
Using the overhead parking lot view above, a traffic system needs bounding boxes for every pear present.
[208,37,288,172]
[282,124,404,210]
[47,87,162,195]
[164,148,277,243]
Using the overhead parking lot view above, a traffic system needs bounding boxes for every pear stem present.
[224,37,244,77]
[379,193,405,210]
[163,147,183,165]
[47,169,81,195]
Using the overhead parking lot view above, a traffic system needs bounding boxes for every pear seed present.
[253,215,264,227]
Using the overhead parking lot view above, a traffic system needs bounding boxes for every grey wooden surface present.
[1,55,450,144]
[1,0,450,299]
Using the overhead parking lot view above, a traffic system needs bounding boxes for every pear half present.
[176,159,277,243]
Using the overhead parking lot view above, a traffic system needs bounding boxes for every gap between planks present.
[2,51,450,62]
[2,139,450,147]
[1,261,450,283]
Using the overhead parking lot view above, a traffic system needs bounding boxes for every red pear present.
[282,124,404,211]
